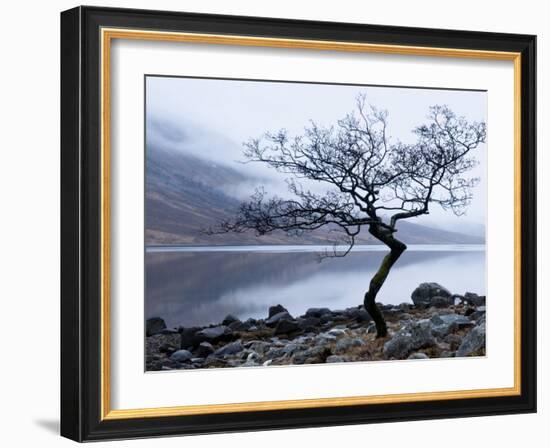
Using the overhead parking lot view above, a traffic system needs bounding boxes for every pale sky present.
[146,76,487,234]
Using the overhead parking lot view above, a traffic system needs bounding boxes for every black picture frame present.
[61,5,536,442]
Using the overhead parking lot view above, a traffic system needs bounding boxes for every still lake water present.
[145,245,486,329]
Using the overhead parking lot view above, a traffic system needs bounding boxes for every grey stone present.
[268,304,288,318]
[159,328,179,335]
[159,343,177,355]
[293,346,330,364]
[463,292,486,307]
[304,307,332,318]
[431,296,454,308]
[146,317,166,336]
[407,352,429,360]
[246,340,271,355]
[407,352,430,359]
[222,314,240,326]
[297,317,321,331]
[411,283,452,308]
[456,324,486,357]
[470,306,487,322]
[214,340,244,357]
[353,309,372,323]
[326,355,346,363]
[170,349,193,363]
[196,341,215,358]
[195,325,233,343]
[430,313,474,338]
[180,326,202,349]
[334,337,365,354]
[383,320,436,359]
[265,311,293,327]
[328,328,347,337]
[274,319,300,335]
[443,334,463,350]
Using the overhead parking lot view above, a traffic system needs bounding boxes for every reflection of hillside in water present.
[146,248,486,328]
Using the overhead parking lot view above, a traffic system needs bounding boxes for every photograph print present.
[145,76,488,372]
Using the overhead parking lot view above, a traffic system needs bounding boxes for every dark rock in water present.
[180,326,202,349]
[411,283,452,308]
[383,320,436,359]
[265,311,293,327]
[304,307,331,318]
[274,319,300,335]
[146,317,166,337]
[170,349,193,363]
[463,292,486,307]
[195,325,233,343]
[268,304,288,318]
[222,314,240,326]
[456,324,486,357]
[214,340,244,357]
[196,341,214,358]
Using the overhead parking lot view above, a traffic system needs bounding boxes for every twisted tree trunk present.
[364,224,407,338]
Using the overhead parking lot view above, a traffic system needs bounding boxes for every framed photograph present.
[60,6,536,441]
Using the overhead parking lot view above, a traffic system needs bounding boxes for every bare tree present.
[210,95,486,337]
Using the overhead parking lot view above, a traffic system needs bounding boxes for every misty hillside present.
[145,144,485,246]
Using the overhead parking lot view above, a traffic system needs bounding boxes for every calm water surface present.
[145,245,485,328]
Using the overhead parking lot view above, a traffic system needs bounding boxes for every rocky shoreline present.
[146,282,486,371]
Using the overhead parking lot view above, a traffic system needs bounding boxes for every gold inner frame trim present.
[100,27,522,421]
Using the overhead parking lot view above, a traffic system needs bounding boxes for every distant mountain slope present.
[145,145,485,246]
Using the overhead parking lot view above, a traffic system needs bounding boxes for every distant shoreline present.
[145,243,486,254]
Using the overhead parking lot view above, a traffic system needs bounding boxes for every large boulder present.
[345,307,372,323]
[265,311,293,327]
[180,326,202,349]
[274,319,300,335]
[268,304,288,318]
[146,317,167,337]
[170,349,193,363]
[430,314,474,338]
[222,314,240,326]
[383,320,436,359]
[334,337,365,354]
[456,324,486,357]
[304,307,331,318]
[213,340,244,357]
[411,283,452,308]
[463,292,486,307]
[297,316,321,332]
[195,325,233,344]
[195,341,215,358]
